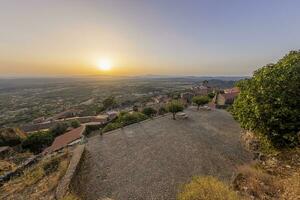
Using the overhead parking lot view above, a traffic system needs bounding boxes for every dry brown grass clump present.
[280,171,300,199]
[0,151,70,200]
[177,176,240,200]
[62,193,81,200]
[233,165,280,199]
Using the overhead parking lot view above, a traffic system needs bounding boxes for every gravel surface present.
[73,108,251,200]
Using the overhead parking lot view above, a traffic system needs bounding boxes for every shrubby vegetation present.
[22,131,54,154]
[102,112,148,133]
[158,106,167,115]
[142,107,157,117]
[177,176,240,200]
[232,51,300,148]
[70,120,81,128]
[50,122,69,137]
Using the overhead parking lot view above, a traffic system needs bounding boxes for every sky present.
[0,0,300,77]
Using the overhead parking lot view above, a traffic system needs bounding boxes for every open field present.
[73,108,251,200]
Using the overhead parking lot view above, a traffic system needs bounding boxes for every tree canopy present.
[232,51,300,147]
[192,96,210,110]
[167,100,184,119]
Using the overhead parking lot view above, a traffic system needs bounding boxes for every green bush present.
[22,131,54,154]
[118,112,148,126]
[102,122,123,133]
[177,176,240,200]
[70,120,80,128]
[232,51,300,147]
[50,122,68,137]
[142,107,157,117]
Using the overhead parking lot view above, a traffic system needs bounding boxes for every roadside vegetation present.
[177,176,240,200]
[102,111,148,133]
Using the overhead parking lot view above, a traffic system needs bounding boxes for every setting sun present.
[98,59,112,71]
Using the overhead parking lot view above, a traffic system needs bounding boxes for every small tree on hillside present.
[70,120,80,128]
[192,96,210,110]
[167,101,184,120]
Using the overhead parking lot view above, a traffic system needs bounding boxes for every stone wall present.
[55,144,85,199]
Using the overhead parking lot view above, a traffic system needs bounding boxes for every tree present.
[232,51,300,147]
[207,92,215,99]
[192,96,210,110]
[22,131,54,154]
[142,107,157,117]
[167,100,184,120]
[103,96,117,110]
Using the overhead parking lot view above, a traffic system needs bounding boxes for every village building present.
[43,125,86,154]
[216,87,240,106]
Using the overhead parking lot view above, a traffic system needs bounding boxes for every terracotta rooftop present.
[44,125,85,154]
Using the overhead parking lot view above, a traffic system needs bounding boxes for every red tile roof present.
[44,126,85,154]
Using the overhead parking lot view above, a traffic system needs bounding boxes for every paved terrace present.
[73,108,252,200]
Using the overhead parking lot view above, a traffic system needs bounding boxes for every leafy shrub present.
[22,131,54,154]
[118,112,148,126]
[232,51,300,147]
[177,176,240,200]
[102,122,123,133]
[70,120,80,128]
[50,122,68,137]
[142,107,157,117]
[102,112,148,133]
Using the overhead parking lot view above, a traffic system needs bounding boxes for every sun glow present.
[98,59,112,71]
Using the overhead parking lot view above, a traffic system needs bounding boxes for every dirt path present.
[73,108,251,200]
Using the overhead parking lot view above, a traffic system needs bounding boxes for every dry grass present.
[0,160,16,176]
[177,176,240,200]
[0,151,70,200]
[233,165,280,199]
[280,171,300,199]
[62,193,81,200]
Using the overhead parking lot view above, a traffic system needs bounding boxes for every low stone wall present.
[55,144,85,199]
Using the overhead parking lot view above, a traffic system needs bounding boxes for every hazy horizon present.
[1,0,300,76]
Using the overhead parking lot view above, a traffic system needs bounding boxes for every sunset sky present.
[0,0,300,76]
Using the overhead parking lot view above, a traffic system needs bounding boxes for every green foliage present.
[102,96,117,110]
[118,112,148,126]
[50,122,68,137]
[167,100,184,119]
[102,122,123,133]
[70,120,80,128]
[177,176,240,200]
[232,51,300,147]
[142,107,157,117]
[192,96,210,110]
[207,92,215,99]
[22,131,54,154]
[102,112,148,133]
[158,106,167,115]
